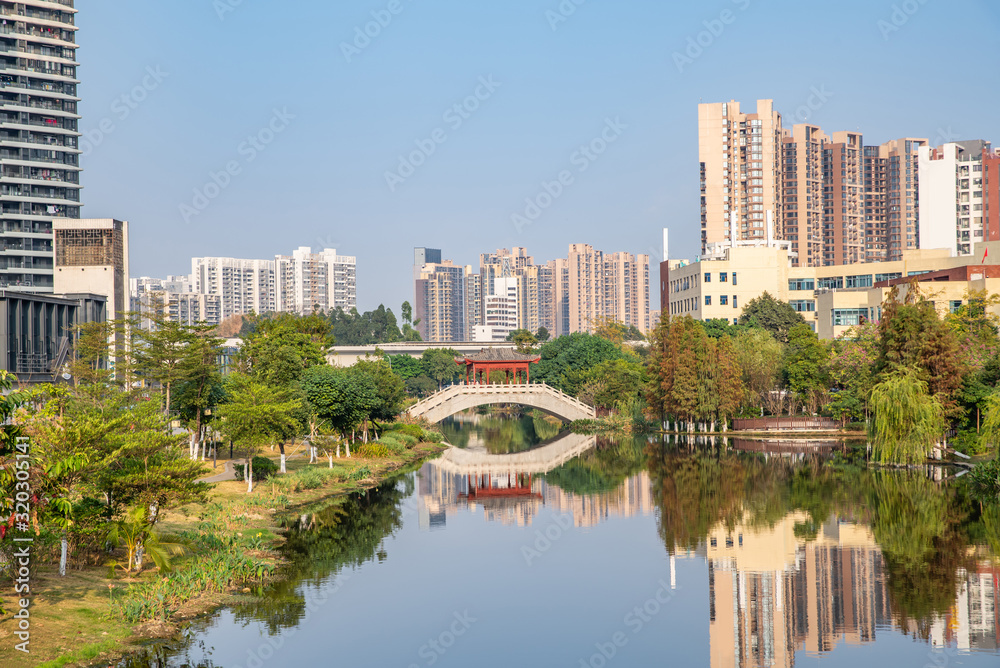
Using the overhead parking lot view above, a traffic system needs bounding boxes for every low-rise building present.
[661,239,1000,339]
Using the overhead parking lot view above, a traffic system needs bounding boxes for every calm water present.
[121,419,1000,668]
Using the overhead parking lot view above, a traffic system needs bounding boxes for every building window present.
[875,272,902,283]
[788,278,815,291]
[732,272,737,286]
[704,272,711,283]
[790,300,816,313]
[720,272,728,283]
[733,295,738,308]
[720,295,728,306]
[950,300,963,313]
[845,274,873,289]
[818,277,844,290]
[833,308,868,327]
[705,296,712,306]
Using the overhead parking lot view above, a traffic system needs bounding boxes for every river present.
[119,413,1000,667]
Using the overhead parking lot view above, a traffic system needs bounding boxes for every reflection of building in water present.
[931,562,1000,652]
[417,459,654,529]
[704,512,892,668]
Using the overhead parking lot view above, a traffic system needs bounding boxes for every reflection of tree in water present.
[646,443,993,634]
[233,477,413,635]
[543,435,647,495]
[439,411,563,454]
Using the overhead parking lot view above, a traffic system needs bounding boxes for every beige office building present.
[661,240,1000,340]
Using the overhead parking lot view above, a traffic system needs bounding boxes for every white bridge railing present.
[407,383,595,421]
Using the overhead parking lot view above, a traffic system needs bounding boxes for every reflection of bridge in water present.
[433,431,597,477]
[418,432,654,529]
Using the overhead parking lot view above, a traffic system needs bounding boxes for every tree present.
[784,323,830,414]
[238,312,335,385]
[829,322,879,423]
[134,317,193,414]
[421,348,461,389]
[216,374,303,492]
[877,285,966,419]
[715,335,745,428]
[172,326,225,460]
[387,354,424,381]
[733,329,784,415]
[507,329,538,354]
[646,317,705,427]
[579,358,647,411]
[869,367,946,465]
[739,292,805,343]
[533,333,635,396]
[329,305,409,345]
[536,326,551,342]
[300,366,379,456]
[352,358,406,427]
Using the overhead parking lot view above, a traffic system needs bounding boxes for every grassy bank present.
[0,439,446,668]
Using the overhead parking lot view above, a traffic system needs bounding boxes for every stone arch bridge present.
[406,383,596,424]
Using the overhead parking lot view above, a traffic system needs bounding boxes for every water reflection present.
[648,441,1000,663]
[438,410,563,453]
[418,431,652,528]
[116,426,1000,667]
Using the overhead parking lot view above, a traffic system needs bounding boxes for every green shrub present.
[423,430,445,444]
[387,423,425,439]
[278,468,331,492]
[350,465,372,481]
[355,443,393,458]
[969,458,1000,502]
[952,430,993,456]
[394,433,418,447]
[233,456,280,482]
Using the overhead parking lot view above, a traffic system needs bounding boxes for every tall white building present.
[474,276,518,342]
[191,256,276,319]
[275,247,357,315]
[0,0,82,292]
[918,140,991,256]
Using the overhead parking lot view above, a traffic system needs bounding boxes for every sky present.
[77,0,1000,312]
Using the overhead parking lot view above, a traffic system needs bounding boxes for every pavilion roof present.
[456,347,541,363]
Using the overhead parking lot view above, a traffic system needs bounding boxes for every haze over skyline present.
[77,0,1000,311]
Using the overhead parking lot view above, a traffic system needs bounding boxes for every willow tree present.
[869,367,945,465]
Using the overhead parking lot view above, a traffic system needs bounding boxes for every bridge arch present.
[406,383,596,424]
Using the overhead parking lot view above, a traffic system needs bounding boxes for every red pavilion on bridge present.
[455,347,541,385]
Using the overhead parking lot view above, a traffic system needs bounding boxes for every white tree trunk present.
[328,454,334,468]
[280,454,286,474]
[345,441,351,458]
[59,535,68,576]
[247,457,254,493]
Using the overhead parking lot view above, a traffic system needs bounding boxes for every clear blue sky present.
[77,0,1000,311]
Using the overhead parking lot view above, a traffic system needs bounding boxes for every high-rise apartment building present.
[602,251,651,333]
[823,131,866,266]
[561,244,651,335]
[414,260,472,343]
[475,276,518,342]
[191,256,276,319]
[918,140,993,256]
[703,100,929,266]
[0,0,82,293]
[275,247,357,315]
[699,100,784,254]
[864,138,924,262]
[782,124,826,266]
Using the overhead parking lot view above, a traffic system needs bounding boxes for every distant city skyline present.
[76,1,1000,310]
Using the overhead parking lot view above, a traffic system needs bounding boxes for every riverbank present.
[0,440,447,668]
